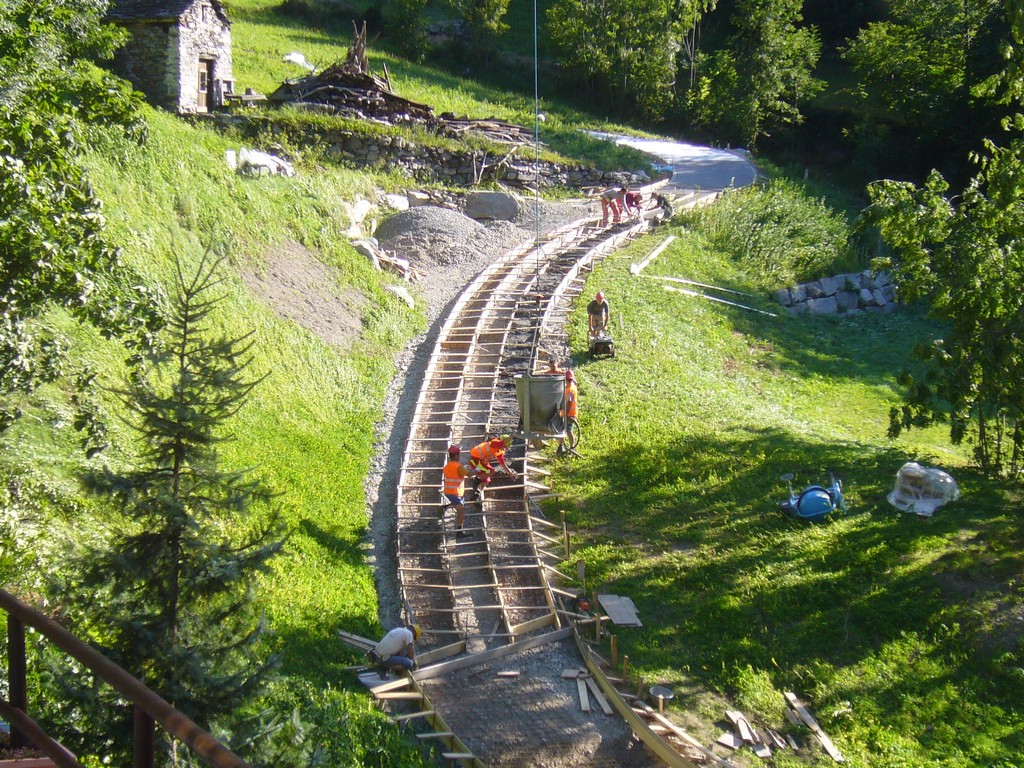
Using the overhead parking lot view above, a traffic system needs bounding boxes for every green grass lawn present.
[5,3,1020,766]
[543,226,1024,767]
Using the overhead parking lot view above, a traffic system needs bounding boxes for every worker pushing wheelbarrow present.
[587,291,615,358]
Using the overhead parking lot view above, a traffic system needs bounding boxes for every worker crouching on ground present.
[367,624,421,679]
[442,444,472,538]
[469,435,518,497]
[558,369,578,456]
[623,190,643,219]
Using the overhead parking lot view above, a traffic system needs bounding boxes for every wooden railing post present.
[7,614,27,748]
[133,705,156,768]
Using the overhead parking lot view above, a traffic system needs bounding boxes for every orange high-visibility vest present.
[443,460,467,495]
[564,382,578,419]
[470,441,502,465]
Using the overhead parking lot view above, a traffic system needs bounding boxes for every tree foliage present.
[447,0,512,43]
[548,0,685,120]
[842,0,1004,148]
[868,1,1024,478]
[689,0,823,146]
[0,0,156,438]
[59,251,286,760]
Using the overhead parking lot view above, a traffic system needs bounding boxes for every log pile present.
[269,22,541,148]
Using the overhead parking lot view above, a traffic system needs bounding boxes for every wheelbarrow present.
[588,331,615,358]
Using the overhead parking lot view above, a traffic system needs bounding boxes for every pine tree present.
[69,248,285,753]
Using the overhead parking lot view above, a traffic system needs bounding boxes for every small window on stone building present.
[202,5,208,22]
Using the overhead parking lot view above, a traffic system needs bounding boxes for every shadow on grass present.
[560,425,1023,702]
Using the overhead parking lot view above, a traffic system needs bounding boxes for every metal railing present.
[1,589,250,768]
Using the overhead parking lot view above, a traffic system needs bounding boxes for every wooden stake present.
[621,654,629,679]
[610,635,618,668]
[562,511,570,558]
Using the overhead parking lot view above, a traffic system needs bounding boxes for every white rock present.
[386,284,415,307]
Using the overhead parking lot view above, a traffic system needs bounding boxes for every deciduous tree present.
[688,0,823,146]
[868,0,1024,479]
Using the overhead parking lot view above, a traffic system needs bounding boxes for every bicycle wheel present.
[566,418,581,449]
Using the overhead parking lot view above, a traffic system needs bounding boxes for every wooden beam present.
[413,627,571,681]
[785,692,845,763]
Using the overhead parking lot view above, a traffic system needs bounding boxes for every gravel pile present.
[375,199,597,271]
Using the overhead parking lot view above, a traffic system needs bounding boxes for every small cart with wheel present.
[588,332,615,358]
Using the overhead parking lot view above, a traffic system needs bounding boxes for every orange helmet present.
[565,369,575,382]
[448,444,461,456]
[596,291,604,301]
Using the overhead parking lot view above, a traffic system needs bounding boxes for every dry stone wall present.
[202,114,649,189]
[776,271,899,316]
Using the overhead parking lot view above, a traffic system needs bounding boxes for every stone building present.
[106,0,234,113]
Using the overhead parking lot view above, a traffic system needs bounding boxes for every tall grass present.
[542,223,1024,766]
[3,105,433,764]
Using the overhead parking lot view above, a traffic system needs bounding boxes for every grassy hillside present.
[543,218,1024,766]
[14,107,434,765]
[4,2,1020,766]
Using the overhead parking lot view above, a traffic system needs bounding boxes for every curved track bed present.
[391,212,656,767]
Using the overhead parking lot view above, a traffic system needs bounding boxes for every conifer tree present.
[68,248,285,753]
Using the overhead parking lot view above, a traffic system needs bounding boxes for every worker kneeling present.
[469,435,518,497]
[367,624,421,679]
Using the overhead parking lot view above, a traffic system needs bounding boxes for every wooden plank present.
[716,732,742,749]
[597,594,643,627]
[561,668,585,679]
[645,710,738,768]
[416,732,454,740]
[392,710,435,722]
[724,710,757,743]
[785,692,845,763]
[413,627,571,680]
[375,691,424,700]
[496,670,520,678]
[577,677,591,712]
[572,632,707,768]
[418,641,467,665]
[584,676,614,715]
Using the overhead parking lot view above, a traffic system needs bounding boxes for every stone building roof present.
[105,0,230,25]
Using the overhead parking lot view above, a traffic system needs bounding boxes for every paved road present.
[590,132,759,191]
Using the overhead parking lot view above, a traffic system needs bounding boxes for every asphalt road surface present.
[590,132,759,191]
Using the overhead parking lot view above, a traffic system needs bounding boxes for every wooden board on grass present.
[597,594,642,627]
[785,692,845,763]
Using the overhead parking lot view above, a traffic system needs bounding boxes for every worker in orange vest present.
[469,435,518,496]
[442,445,472,538]
[558,369,578,455]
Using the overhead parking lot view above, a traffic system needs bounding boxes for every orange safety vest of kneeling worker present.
[443,460,468,496]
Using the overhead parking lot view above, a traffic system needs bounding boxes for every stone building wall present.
[204,114,650,189]
[112,22,175,109]
[177,0,233,112]
[775,271,899,316]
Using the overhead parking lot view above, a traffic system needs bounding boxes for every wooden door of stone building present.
[197,59,214,110]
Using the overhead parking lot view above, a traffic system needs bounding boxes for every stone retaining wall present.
[197,113,649,189]
[775,271,899,316]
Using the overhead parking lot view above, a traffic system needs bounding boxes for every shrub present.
[683,177,852,288]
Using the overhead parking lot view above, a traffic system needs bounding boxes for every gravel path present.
[363,197,662,767]
[364,198,594,629]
